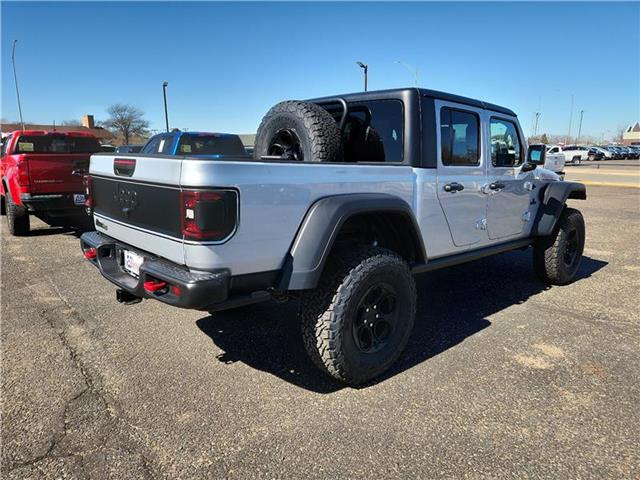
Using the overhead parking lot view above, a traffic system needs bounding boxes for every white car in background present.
[547,145,590,165]
[542,149,566,174]
[590,146,613,160]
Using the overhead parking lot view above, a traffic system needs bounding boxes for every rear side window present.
[177,135,247,156]
[440,108,480,166]
[325,99,404,163]
[159,136,174,154]
[13,135,101,154]
[141,136,162,154]
[490,118,522,167]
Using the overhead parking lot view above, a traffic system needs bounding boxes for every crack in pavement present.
[4,278,160,479]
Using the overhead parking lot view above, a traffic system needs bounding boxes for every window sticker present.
[18,142,34,152]
[181,144,192,153]
[158,139,166,152]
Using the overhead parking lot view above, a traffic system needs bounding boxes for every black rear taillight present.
[181,189,237,241]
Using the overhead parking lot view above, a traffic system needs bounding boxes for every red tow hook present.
[143,279,168,293]
[83,247,97,260]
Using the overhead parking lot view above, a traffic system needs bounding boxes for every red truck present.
[1,130,101,235]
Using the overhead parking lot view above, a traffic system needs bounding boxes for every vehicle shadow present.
[196,252,607,393]
[26,216,93,237]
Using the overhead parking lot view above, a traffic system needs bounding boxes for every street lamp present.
[395,60,419,86]
[356,61,368,92]
[162,81,169,132]
[577,110,585,143]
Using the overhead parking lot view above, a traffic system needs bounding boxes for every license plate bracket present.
[122,249,144,278]
[73,193,86,205]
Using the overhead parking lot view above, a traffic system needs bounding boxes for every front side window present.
[1,135,11,157]
[440,107,480,166]
[325,99,404,163]
[490,118,522,167]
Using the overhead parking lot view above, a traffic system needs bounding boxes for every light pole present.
[577,110,584,143]
[162,81,169,132]
[11,40,25,131]
[395,60,419,86]
[533,112,541,137]
[356,61,368,91]
[566,94,574,144]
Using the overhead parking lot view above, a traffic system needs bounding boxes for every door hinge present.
[521,211,531,223]
[475,218,487,230]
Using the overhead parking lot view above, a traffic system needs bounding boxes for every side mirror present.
[526,144,546,165]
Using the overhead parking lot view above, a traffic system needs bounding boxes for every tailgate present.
[25,153,89,194]
[89,154,185,265]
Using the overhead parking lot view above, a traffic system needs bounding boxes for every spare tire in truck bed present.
[253,100,343,162]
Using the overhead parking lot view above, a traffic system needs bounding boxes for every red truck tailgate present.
[24,153,89,194]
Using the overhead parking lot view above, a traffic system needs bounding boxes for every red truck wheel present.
[5,193,30,236]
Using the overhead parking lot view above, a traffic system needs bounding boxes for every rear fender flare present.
[533,181,586,237]
[279,193,425,290]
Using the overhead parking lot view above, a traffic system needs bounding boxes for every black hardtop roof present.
[309,87,517,117]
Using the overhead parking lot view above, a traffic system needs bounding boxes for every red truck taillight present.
[180,189,238,241]
[16,159,30,187]
[83,175,93,208]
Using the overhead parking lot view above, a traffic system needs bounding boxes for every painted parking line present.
[576,180,640,189]
[570,169,639,177]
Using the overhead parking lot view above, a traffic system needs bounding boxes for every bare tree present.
[615,125,627,144]
[100,104,150,144]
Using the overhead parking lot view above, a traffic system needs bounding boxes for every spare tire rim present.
[564,229,579,267]
[353,284,397,354]
[268,129,304,161]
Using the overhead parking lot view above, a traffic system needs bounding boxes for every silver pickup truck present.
[80,88,586,385]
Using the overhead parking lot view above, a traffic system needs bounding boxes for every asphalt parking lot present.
[2,184,639,479]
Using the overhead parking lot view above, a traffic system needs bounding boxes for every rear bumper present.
[21,193,85,216]
[80,231,229,310]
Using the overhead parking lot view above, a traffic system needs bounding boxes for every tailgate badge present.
[114,184,138,217]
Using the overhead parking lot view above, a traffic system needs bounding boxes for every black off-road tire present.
[254,100,343,163]
[300,247,416,385]
[533,207,585,285]
[5,192,30,236]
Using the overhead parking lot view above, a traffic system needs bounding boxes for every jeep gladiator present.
[80,88,586,385]
[1,130,100,235]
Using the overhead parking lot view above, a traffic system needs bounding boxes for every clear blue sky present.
[2,1,638,140]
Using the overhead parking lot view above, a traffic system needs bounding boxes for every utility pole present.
[577,110,584,143]
[162,81,170,132]
[566,94,574,144]
[395,60,419,86]
[533,112,541,137]
[11,40,25,131]
[356,61,368,91]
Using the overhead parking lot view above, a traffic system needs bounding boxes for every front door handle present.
[489,182,506,190]
[444,182,465,193]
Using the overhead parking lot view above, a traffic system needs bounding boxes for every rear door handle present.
[489,182,506,190]
[444,182,465,193]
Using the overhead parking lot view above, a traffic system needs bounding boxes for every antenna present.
[11,40,25,131]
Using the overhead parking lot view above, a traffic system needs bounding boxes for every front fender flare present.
[533,181,586,237]
[279,193,425,290]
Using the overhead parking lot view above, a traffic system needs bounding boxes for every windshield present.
[176,134,246,156]
[14,135,101,154]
